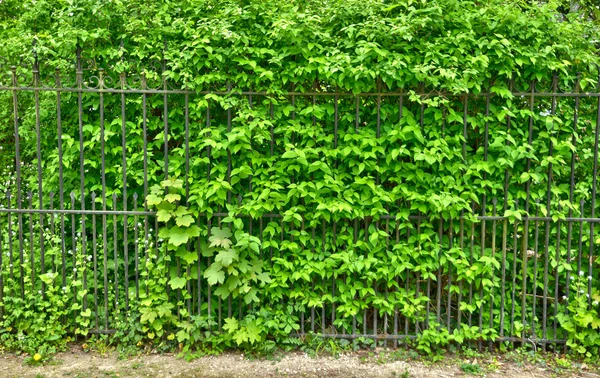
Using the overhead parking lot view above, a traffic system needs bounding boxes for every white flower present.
[589,276,593,281]
[594,301,599,306]
[579,271,584,276]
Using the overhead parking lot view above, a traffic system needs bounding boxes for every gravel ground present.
[0,348,597,378]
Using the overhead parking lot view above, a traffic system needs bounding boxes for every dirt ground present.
[0,349,597,378]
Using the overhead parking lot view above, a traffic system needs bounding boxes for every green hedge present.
[1,0,600,359]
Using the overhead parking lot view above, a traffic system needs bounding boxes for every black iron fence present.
[0,50,599,351]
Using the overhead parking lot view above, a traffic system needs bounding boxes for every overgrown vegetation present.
[0,0,600,362]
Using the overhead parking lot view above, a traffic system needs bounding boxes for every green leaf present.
[80,308,92,317]
[165,193,182,203]
[146,194,162,206]
[168,276,187,290]
[157,209,172,223]
[176,249,198,265]
[215,248,238,267]
[223,317,238,333]
[140,310,157,324]
[282,150,297,159]
[39,272,57,285]
[204,263,225,285]
[167,227,189,246]
[161,179,183,189]
[209,227,233,248]
[176,214,194,227]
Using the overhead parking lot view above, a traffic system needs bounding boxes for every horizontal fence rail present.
[1,49,599,353]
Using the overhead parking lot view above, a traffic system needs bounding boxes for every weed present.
[460,362,482,375]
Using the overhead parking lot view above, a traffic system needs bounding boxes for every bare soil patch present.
[0,349,596,378]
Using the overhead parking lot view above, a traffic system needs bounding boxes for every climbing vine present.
[0,0,600,360]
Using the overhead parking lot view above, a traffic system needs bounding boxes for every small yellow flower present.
[33,354,42,362]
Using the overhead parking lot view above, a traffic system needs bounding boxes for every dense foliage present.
[1,0,600,360]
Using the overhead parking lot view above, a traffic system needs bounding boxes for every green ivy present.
[1,0,600,360]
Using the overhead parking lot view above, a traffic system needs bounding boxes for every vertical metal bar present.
[489,198,498,350]
[578,200,585,274]
[70,193,77,306]
[226,82,232,204]
[332,221,337,336]
[76,46,88,311]
[468,203,475,338]
[565,74,580,335]
[246,94,254,319]
[447,217,454,333]
[553,205,562,343]
[55,68,67,289]
[353,94,360,342]
[120,70,129,311]
[395,95,403,348]
[421,92,431,332]
[99,68,109,329]
[509,200,519,347]
[478,203,485,351]
[532,201,541,342]
[332,94,338,336]
[351,221,356,344]
[312,227,317,334]
[112,193,119,312]
[500,198,508,339]
[457,209,464,330]
[500,79,512,339]
[0,197,3,319]
[461,96,470,335]
[270,103,274,157]
[32,46,46,295]
[49,192,55,273]
[133,194,139,300]
[141,74,149,297]
[91,192,99,329]
[478,90,491,351]
[384,213,390,346]
[393,211,399,347]
[363,219,368,336]
[322,220,327,336]
[588,68,600,306]
[196,216,203,316]
[7,192,13,286]
[374,91,381,341]
[416,212,422,334]
[226,83,233,323]
[184,92,191,314]
[27,192,34,291]
[162,41,169,180]
[419,82,425,132]
[436,217,443,329]
[541,75,558,351]
[206,102,213,329]
[404,217,412,346]
[11,67,24,300]
[355,95,360,132]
